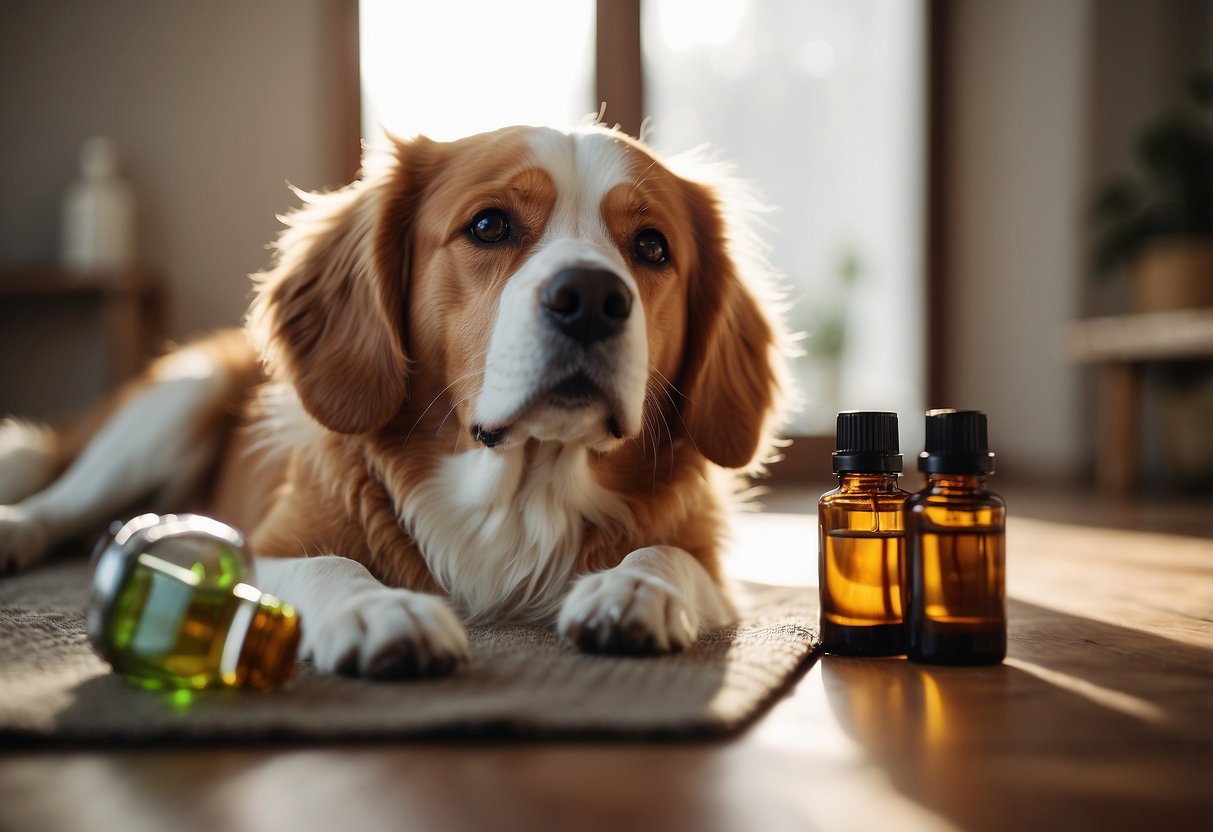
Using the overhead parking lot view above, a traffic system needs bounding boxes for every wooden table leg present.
[100,292,140,391]
[1097,361,1139,494]
[100,283,163,391]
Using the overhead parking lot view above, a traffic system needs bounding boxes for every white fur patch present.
[400,442,632,624]
[255,554,471,678]
[247,382,323,464]
[472,129,650,445]
[528,127,631,239]
[557,545,739,653]
[0,349,231,570]
[0,419,56,505]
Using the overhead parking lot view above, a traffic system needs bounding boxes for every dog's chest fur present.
[256,386,638,623]
[398,443,632,624]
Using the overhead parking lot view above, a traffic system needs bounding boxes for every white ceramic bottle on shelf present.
[61,136,135,274]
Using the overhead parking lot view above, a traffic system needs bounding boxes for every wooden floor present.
[1,483,1210,832]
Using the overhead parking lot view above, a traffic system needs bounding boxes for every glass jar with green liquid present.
[818,411,910,656]
[905,409,1006,665]
[87,513,301,691]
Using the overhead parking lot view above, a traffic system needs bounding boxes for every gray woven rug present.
[0,556,819,745]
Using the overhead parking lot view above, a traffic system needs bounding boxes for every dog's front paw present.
[303,588,472,679]
[0,506,49,574]
[558,568,699,655]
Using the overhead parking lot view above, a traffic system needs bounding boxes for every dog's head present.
[250,125,786,471]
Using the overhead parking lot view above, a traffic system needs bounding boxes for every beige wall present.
[942,0,1093,481]
[0,1,351,418]
[940,0,1211,483]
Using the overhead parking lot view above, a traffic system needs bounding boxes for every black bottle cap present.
[832,411,902,474]
[918,409,996,474]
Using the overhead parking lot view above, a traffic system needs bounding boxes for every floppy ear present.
[248,139,430,434]
[676,179,785,470]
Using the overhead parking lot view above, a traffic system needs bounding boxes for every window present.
[359,0,926,449]
[643,0,926,438]
[360,1,595,144]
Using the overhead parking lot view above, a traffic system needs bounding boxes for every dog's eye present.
[470,209,511,244]
[633,228,669,266]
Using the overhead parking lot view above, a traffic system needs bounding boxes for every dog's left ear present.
[676,179,784,470]
[249,138,434,434]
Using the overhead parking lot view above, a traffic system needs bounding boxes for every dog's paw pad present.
[0,507,49,574]
[558,570,698,656]
[304,589,472,679]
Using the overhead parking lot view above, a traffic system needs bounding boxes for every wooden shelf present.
[1067,307,1213,363]
[0,265,165,392]
[1066,307,1213,495]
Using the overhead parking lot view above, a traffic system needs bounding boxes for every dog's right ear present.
[249,137,435,434]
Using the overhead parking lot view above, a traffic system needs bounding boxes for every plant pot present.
[1130,236,1213,313]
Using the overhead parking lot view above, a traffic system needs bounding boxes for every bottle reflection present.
[821,656,1012,805]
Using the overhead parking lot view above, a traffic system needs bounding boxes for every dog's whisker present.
[403,368,486,448]
[643,374,681,479]
[437,385,482,439]
[649,366,690,402]
[653,404,676,480]
[650,370,702,458]
[644,413,660,489]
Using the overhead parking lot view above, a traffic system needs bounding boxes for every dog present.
[0,124,787,678]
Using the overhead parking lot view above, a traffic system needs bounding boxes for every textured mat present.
[0,556,819,745]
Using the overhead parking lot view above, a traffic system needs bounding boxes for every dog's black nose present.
[541,268,632,346]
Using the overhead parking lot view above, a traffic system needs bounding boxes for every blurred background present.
[1,0,1210,511]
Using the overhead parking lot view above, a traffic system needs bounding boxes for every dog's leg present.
[0,349,233,573]
[557,545,738,654]
[0,420,60,505]
[255,555,472,679]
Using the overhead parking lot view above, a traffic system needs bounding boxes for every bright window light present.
[359,0,595,144]
[644,0,927,440]
[653,0,749,52]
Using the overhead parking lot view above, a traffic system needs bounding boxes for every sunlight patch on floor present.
[1004,657,1171,726]
[724,511,818,587]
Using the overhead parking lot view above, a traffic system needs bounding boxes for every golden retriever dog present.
[0,124,786,678]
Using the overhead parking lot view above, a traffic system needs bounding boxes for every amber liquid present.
[906,480,1006,665]
[819,476,909,656]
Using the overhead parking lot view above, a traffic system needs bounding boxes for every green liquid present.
[108,555,248,689]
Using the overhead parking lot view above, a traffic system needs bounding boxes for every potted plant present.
[1090,71,1213,313]
[788,247,861,434]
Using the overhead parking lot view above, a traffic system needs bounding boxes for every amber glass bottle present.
[819,411,910,656]
[905,409,1007,665]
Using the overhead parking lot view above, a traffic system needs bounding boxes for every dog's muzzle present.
[470,255,645,449]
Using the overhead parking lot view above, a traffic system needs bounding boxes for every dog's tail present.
[0,328,263,571]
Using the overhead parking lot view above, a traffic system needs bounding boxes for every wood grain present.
[1,509,1210,832]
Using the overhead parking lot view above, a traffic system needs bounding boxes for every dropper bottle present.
[818,411,910,656]
[905,409,1007,665]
